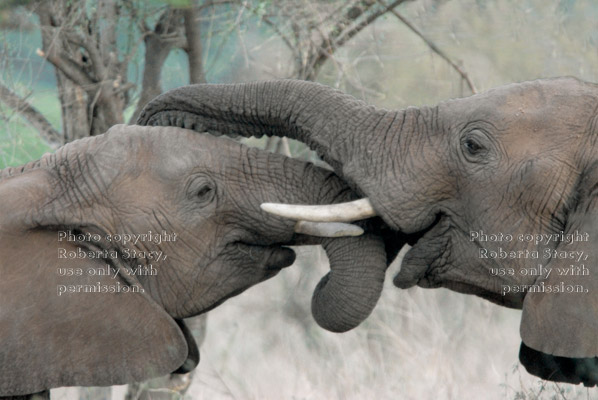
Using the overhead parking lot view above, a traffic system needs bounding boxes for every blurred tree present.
[244,0,409,80]
[0,0,206,143]
[0,0,422,147]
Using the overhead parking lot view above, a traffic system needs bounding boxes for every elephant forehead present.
[104,124,241,157]
[124,127,245,176]
[444,77,598,124]
[440,78,598,157]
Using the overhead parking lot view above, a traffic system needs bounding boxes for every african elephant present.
[0,124,388,398]
[137,77,598,386]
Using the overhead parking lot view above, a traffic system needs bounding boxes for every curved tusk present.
[294,221,364,237]
[261,198,376,222]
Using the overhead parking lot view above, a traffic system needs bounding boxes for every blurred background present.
[1,0,597,398]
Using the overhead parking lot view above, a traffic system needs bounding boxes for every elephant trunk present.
[312,235,387,332]
[251,149,388,332]
[136,80,383,173]
[136,81,427,231]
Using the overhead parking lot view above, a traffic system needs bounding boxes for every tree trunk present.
[37,2,89,141]
[128,9,185,122]
[55,72,89,142]
[35,0,127,139]
[184,1,205,85]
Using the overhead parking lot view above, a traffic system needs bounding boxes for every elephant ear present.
[519,165,598,386]
[0,170,191,396]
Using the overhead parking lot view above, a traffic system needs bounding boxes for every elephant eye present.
[460,131,490,162]
[195,183,216,206]
[186,175,216,206]
[196,185,214,200]
[464,138,483,154]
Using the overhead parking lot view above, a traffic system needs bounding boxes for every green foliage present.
[0,0,36,11]
[145,0,192,7]
[0,119,51,169]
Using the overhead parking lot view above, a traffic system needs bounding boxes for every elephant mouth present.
[190,242,296,316]
[395,216,527,309]
[405,214,442,246]
[226,241,297,272]
[392,213,448,288]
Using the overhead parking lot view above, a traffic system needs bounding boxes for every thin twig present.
[309,0,408,77]
[0,82,62,148]
[241,2,296,55]
[383,4,478,94]
[333,0,408,51]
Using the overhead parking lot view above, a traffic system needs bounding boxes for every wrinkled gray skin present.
[0,125,387,397]
[137,77,598,386]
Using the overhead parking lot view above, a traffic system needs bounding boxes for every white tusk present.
[294,221,364,237]
[260,198,376,222]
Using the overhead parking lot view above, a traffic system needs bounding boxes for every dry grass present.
[50,247,594,399]
[181,247,595,400]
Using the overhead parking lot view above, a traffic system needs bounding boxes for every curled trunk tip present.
[311,234,387,333]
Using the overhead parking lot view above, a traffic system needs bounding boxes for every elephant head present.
[0,124,387,396]
[137,77,598,385]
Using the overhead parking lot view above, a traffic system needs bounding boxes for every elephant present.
[137,76,598,386]
[0,124,389,398]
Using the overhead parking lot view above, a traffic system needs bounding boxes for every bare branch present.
[327,0,377,44]
[238,1,295,53]
[333,0,408,53]
[198,0,235,11]
[64,31,106,80]
[384,5,477,94]
[36,47,95,90]
[308,0,408,79]
[0,83,62,148]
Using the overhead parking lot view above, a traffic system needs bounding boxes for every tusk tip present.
[260,203,276,212]
[260,203,287,218]
[295,221,364,238]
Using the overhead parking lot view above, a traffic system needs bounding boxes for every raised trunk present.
[136,80,429,232]
[136,80,385,175]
